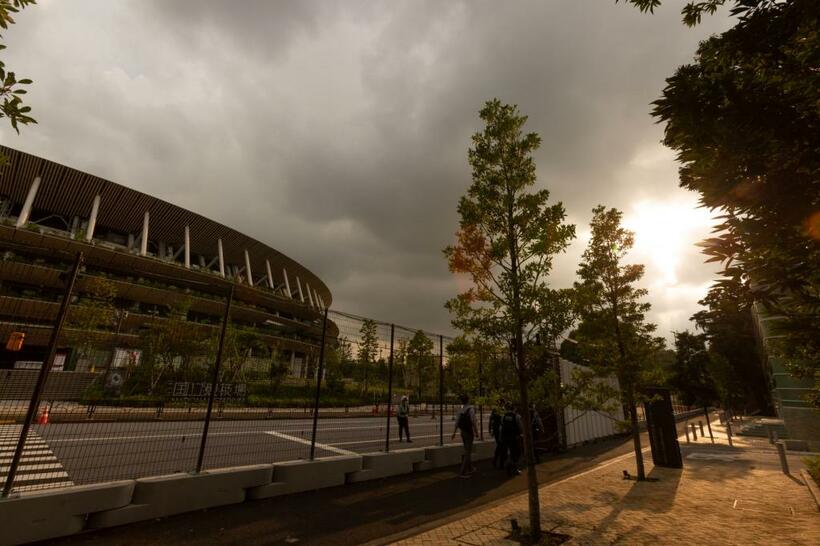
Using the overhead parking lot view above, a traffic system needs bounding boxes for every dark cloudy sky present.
[0,1,733,339]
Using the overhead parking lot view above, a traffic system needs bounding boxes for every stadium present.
[0,145,332,388]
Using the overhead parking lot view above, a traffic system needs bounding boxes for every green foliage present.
[357,318,378,393]
[64,277,118,370]
[669,331,719,407]
[804,454,820,486]
[444,98,577,538]
[648,0,820,406]
[407,329,434,399]
[573,205,666,480]
[692,279,773,412]
[0,0,36,165]
[617,0,776,27]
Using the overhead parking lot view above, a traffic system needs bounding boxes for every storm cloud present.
[0,0,732,338]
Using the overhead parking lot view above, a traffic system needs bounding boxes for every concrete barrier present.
[0,480,134,545]
[248,455,361,500]
[473,440,495,460]
[424,444,464,469]
[346,449,427,483]
[88,464,272,529]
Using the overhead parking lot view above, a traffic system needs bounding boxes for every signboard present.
[168,381,247,401]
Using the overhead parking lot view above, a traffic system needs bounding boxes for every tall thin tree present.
[445,99,575,539]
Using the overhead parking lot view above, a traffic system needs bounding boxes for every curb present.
[800,469,820,512]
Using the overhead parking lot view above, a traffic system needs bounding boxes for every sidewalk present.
[395,420,820,545]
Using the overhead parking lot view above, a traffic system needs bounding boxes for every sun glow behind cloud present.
[624,198,715,288]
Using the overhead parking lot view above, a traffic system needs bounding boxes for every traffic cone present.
[37,405,49,425]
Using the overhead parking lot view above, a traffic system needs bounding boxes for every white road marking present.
[263,430,357,456]
[330,434,446,447]
[0,425,74,491]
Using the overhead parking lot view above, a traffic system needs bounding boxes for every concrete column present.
[282,268,292,299]
[16,176,41,228]
[265,259,274,289]
[305,282,315,307]
[85,195,100,243]
[313,288,321,310]
[244,250,253,286]
[184,226,191,269]
[217,238,225,277]
[140,211,149,256]
[295,276,305,303]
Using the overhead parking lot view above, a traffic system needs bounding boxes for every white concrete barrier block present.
[473,440,496,461]
[346,448,426,483]
[248,455,362,500]
[0,480,135,545]
[424,444,464,468]
[88,464,272,528]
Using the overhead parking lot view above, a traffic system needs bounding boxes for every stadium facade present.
[0,145,331,382]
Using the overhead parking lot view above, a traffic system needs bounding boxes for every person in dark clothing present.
[489,401,506,469]
[397,395,411,442]
[451,394,478,478]
[500,403,522,476]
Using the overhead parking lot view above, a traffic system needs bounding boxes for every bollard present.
[699,421,705,436]
[775,441,790,475]
[726,419,733,447]
[684,425,690,443]
[691,423,698,440]
[767,425,774,444]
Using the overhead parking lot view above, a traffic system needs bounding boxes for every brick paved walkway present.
[395,423,820,545]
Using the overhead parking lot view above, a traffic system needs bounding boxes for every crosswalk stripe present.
[0,425,73,492]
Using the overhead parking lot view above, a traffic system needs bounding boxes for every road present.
[3,413,485,492]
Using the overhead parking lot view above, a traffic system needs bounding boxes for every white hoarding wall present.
[559,358,625,447]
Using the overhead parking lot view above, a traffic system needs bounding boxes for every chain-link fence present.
[0,251,710,497]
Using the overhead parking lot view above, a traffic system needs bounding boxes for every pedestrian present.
[489,400,506,469]
[451,393,478,478]
[501,402,522,476]
[529,405,543,464]
[397,395,411,442]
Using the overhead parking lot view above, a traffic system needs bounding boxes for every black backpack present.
[457,406,473,432]
[501,411,520,441]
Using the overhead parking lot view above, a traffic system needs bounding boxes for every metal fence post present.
[478,351,484,441]
[3,251,83,498]
[195,284,234,474]
[439,335,444,446]
[385,324,395,452]
[309,308,329,460]
[704,406,714,443]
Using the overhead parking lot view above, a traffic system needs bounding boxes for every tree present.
[669,331,719,408]
[64,277,118,372]
[444,99,576,539]
[0,0,36,166]
[406,330,434,400]
[574,206,665,481]
[692,278,773,412]
[357,319,378,394]
[625,0,820,406]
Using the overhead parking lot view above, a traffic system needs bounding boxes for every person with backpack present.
[397,395,411,442]
[501,402,523,476]
[451,393,478,478]
[489,400,506,469]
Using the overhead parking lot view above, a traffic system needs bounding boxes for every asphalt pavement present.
[7,413,480,490]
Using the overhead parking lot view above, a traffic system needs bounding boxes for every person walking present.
[452,394,478,478]
[501,402,523,476]
[489,401,506,469]
[397,395,411,442]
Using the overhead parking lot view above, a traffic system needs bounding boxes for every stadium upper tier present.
[0,145,331,310]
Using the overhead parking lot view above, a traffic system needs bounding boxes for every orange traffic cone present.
[37,405,49,425]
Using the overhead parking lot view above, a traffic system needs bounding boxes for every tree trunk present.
[516,366,541,538]
[627,393,646,481]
